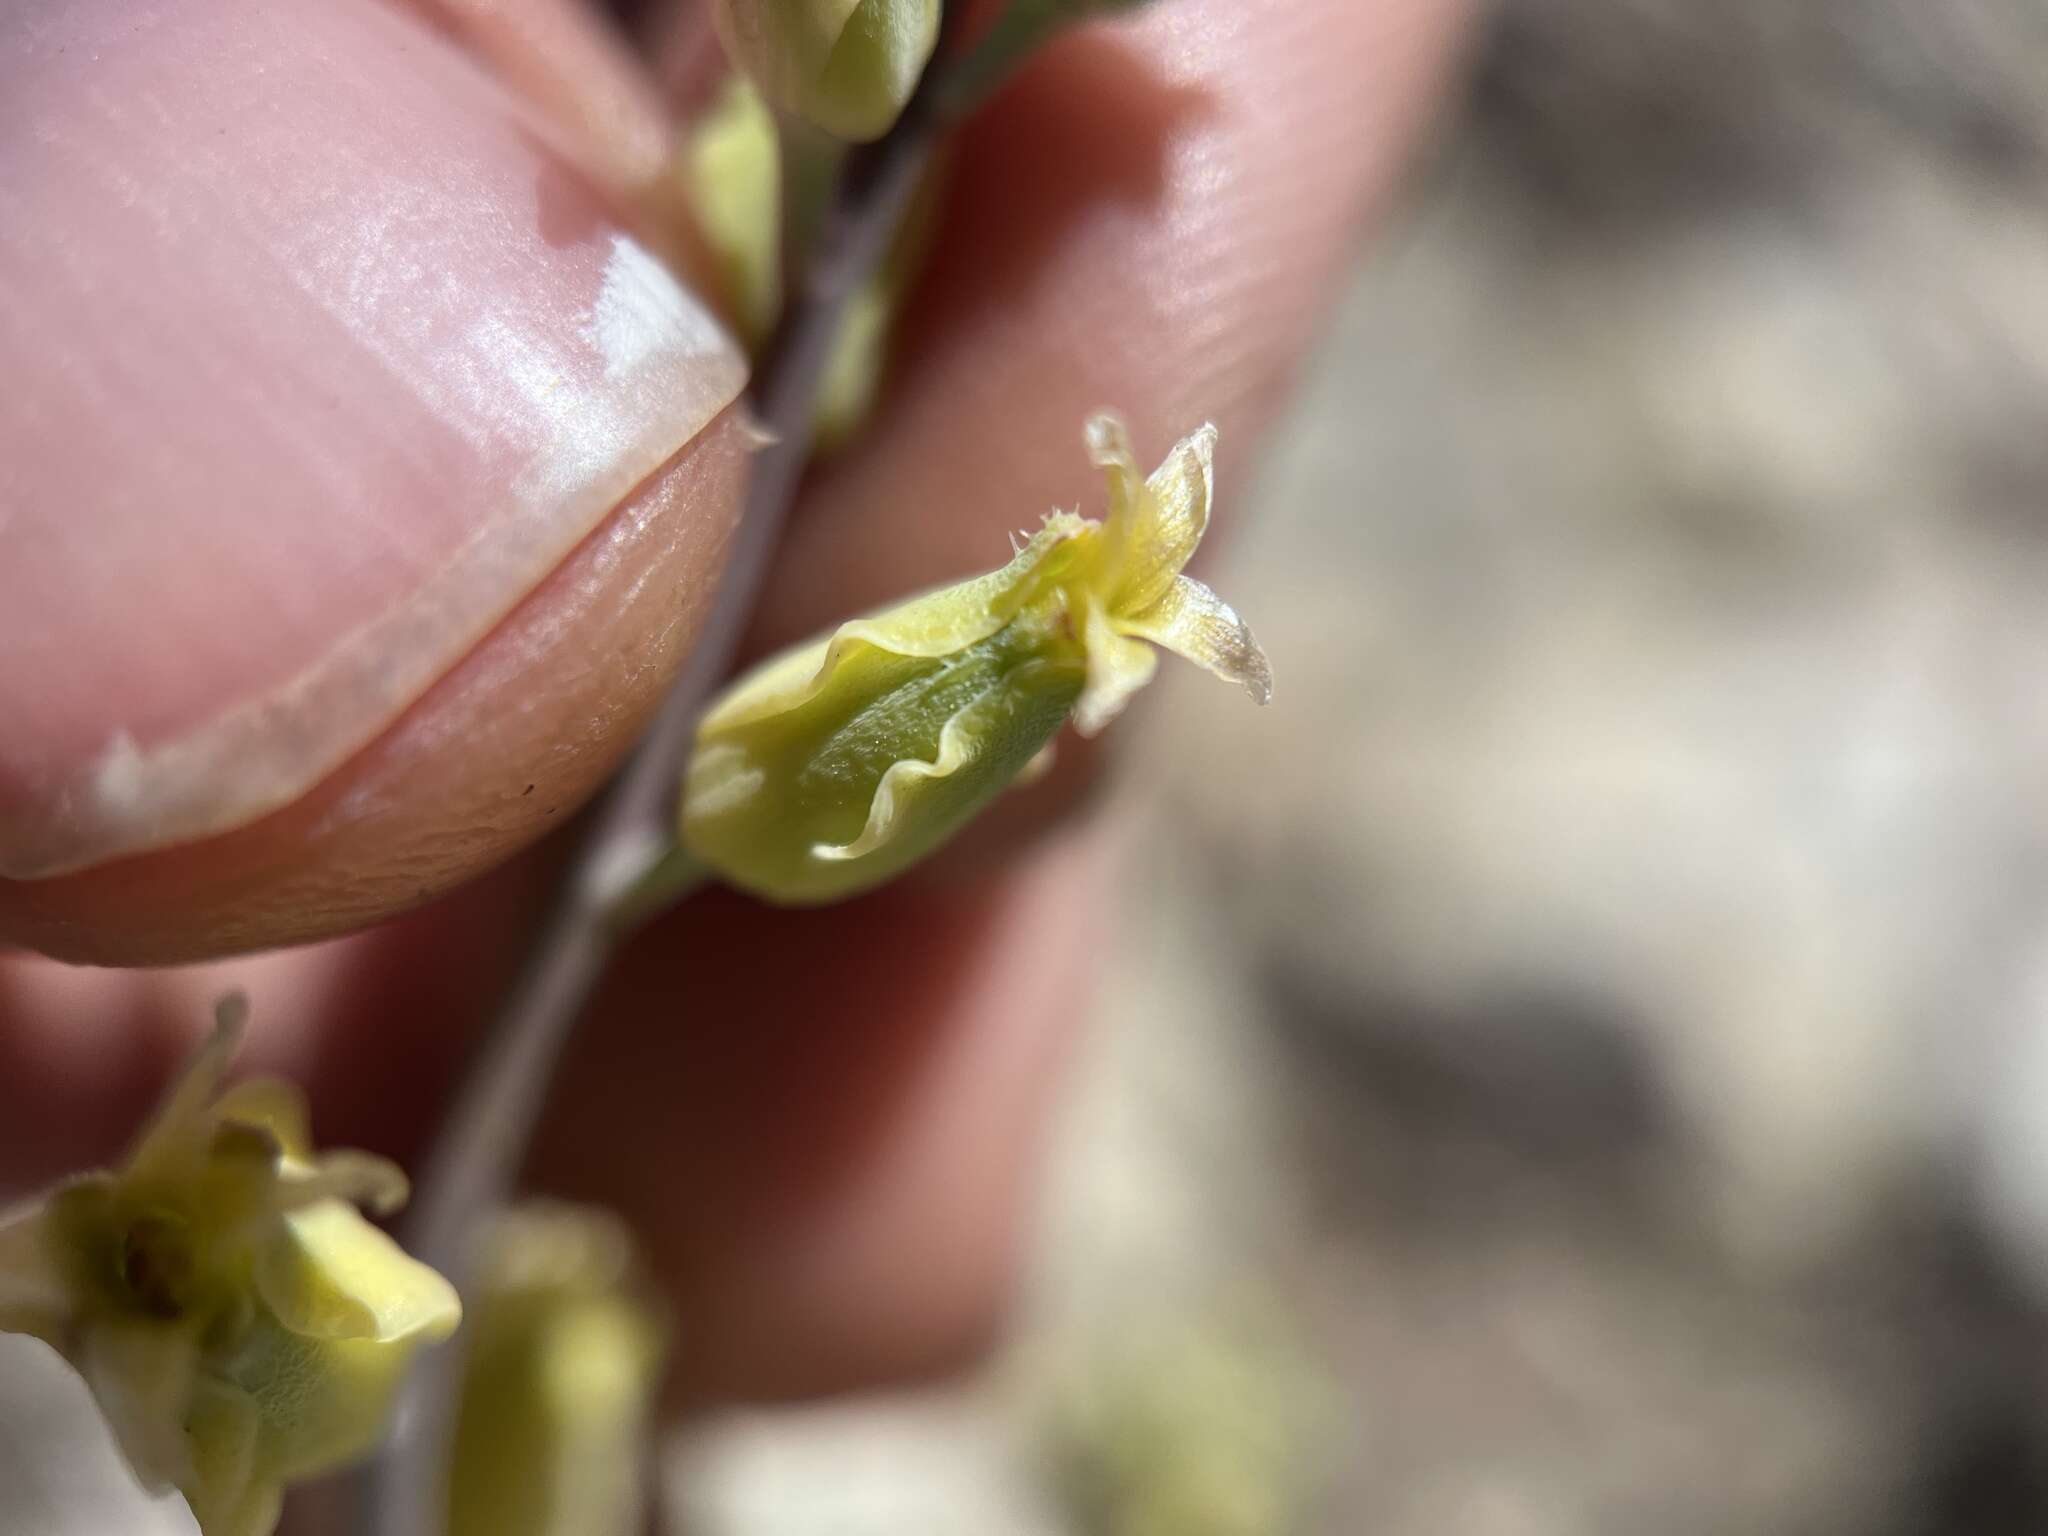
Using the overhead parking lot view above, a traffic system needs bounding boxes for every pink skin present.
[0,0,1471,1399]
[0,0,743,883]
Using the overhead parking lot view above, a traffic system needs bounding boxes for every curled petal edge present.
[813,658,1071,862]
[1120,574,1273,706]
[1086,413,1216,614]
[700,518,1090,736]
[257,1204,462,1346]
[81,1315,202,1493]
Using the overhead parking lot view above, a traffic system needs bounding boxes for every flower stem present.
[350,35,956,1536]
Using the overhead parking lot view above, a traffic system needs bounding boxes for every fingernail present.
[0,0,746,878]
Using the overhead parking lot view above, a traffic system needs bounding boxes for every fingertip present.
[0,0,751,959]
[0,410,753,964]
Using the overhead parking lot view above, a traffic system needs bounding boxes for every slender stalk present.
[351,55,952,1536]
[335,0,1163,1521]
[935,0,1147,116]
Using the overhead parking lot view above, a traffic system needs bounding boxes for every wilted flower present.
[0,997,459,1536]
[713,0,940,142]
[447,1203,667,1536]
[680,413,1272,904]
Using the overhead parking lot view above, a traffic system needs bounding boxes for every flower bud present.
[447,1204,667,1536]
[682,76,941,450]
[680,414,1271,905]
[713,0,940,142]
[0,997,459,1536]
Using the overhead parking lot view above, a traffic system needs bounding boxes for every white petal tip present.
[1238,641,1274,706]
[1083,411,1135,468]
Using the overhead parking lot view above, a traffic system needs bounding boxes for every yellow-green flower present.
[680,414,1271,904]
[684,77,783,350]
[0,998,459,1536]
[447,1203,667,1536]
[713,0,939,142]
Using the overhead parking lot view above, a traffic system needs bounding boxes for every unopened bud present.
[713,0,940,142]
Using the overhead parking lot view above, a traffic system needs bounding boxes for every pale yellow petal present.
[1073,598,1159,738]
[1081,416,1216,617]
[0,1198,72,1339]
[274,1151,410,1220]
[1120,574,1273,706]
[80,1316,201,1493]
[211,1079,312,1160]
[1122,423,1217,614]
[192,1120,292,1249]
[125,997,247,1185]
[181,1375,273,1536]
[256,1202,459,1344]
[1085,411,1145,531]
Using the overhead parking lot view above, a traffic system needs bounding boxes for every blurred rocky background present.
[669,2,2048,1533]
